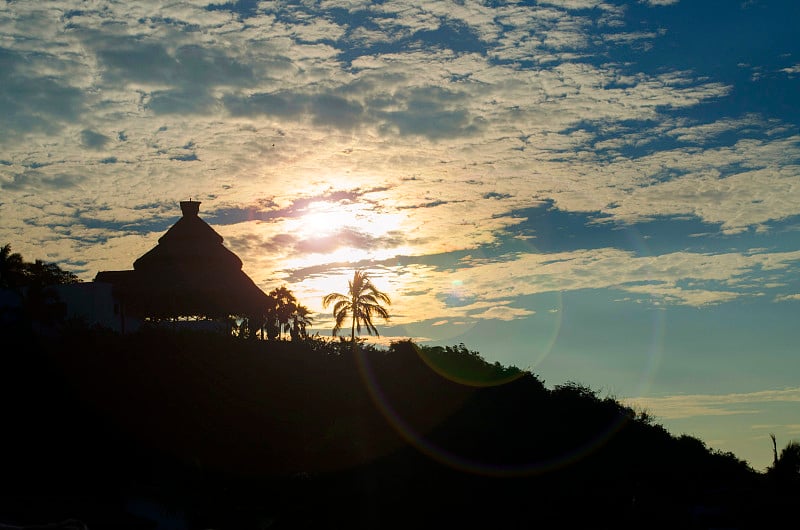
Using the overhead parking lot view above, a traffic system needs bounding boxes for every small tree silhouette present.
[1,244,80,327]
[0,244,25,289]
[769,437,800,486]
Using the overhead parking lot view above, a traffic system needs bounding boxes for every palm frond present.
[323,291,348,308]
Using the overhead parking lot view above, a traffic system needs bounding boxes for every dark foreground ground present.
[1,326,796,529]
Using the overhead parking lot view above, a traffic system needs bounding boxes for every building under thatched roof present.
[95,201,269,321]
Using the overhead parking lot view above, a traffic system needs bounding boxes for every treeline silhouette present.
[1,244,81,329]
[0,244,81,289]
[2,322,797,529]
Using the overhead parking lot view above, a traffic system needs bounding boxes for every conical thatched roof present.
[95,201,269,319]
[133,201,243,273]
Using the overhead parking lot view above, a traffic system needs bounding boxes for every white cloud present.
[599,159,800,232]
[666,115,766,144]
[780,63,800,76]
[639,0,680,6]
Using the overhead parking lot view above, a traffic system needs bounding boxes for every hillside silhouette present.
[2,322,797,529]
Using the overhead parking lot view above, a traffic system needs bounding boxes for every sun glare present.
[293,201,352,238]
[291,200,404,239]
[280,200,413,268]
[268,196,422,327]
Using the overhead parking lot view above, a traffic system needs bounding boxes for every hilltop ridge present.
[2,324,795,528]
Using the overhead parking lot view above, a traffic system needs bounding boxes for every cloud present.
[780,64,800,76]
[639,0,680,6]
[94,38,256,89]
[600,161,800,233]
[0,0,798,332]
[623,387,800,420]
[1,168,84,191]
[376,86,486,140]
[665,115,767,144]
[169,153,199,162]
[0,47,86,142]
[224,82,486,139]
[468,304,535,321]
[147,89,220,116]
[774,293,800,302]
[224,92,306,120]
[310,94,366,131]
[539,0,620,11]
[80,129,111,149]
[294,227,406,255]
[206,0,261,20]
[280,242,800,331]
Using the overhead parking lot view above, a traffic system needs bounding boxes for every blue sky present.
[1,0,799,471]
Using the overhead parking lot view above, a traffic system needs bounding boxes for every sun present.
[282,200,411,262]
[293,200,406,239]
[294,201,354,238]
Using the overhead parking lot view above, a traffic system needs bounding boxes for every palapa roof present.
[95,201,269,319]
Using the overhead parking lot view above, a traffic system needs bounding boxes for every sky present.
[1,0,799,472]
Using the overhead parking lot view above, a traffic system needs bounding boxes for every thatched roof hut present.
[95,201,269,320]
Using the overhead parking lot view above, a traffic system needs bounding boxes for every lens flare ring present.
[352,343,635,478]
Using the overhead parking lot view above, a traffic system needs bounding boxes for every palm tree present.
[289,304,314,341]
[262,286,299,340]
[322,269,391,346]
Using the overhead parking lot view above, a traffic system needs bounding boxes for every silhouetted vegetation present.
[264,285,313,341]
[0,244,80,330]
[235,286,314,341]
[768,437,800,486]
[1,249,796,527]
[323,269,391,345]
[0,244,80,290]
[1,321,795,529]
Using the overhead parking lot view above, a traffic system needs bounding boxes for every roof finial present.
[180,199,200,217]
